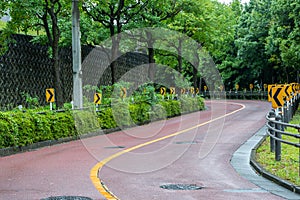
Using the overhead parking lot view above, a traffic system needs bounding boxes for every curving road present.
[0,100,287,200]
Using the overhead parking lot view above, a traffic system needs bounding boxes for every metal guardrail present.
[201,91,268,100]
[265,97,300,175]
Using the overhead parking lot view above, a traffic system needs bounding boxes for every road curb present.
[0,108,207,157]
[250,129,300,194]
[231,126,300,199]
[0,127,121,157]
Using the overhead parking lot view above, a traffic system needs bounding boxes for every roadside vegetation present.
[0,83,204,149]
[256,108,300,186]
[1,0,299,105]
[0,20,5,30]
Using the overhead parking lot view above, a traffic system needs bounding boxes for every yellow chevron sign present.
[46,88,55,103]
[284,85,292,101]
[120,88,127,98]
[268,85,276,102]
[190,87,195,94]
[94,93,102,104]
[160,87,166,95]
[271,86,285,109]
[170,87,175,95]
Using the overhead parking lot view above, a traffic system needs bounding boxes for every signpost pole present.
[72,0,83,109]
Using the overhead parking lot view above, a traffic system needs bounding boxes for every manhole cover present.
[160,184,203,190]
[41,196,92,200]
[104,146,125,149]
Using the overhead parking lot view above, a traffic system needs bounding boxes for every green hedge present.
[0,97,204,149]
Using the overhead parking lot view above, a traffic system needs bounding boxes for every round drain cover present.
[160,184,203,190]
[41,196,92,200]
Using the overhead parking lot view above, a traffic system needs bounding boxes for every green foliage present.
[180,96,204,113]
[96,107,117,129]
[21,92,39,109]
[158,100,180,117]
[129,102,151,124]
[73,110,99,135]
[0,20,6,30]
[256,108,300,186]
[0,109,100,148]
[132,84,158,105]
[0,94,205,149]
[0,112,19,148]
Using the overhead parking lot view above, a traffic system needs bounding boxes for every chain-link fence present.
[0,34,148,110]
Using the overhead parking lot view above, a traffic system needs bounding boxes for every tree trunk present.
[52,38,63,108]
[146,31,155,82]
[192,47,200,89]
[111,35,120,85]
[177,38,183,73]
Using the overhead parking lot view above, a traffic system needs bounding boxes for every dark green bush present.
[180,96,204,113]
[129,102,151,124]
[0,96,205,149]
[149,104,166,121]
[0,110,100,148]
[73,110,99,135]
[96,107,117,129]
[0,112,18,148]
[111,101,132,127]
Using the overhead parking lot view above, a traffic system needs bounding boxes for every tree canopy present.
[0,0,299,98]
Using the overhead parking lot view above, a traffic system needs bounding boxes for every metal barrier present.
[201,91,268,100]
[265,96,300,175]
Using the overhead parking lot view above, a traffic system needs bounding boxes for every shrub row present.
[0,97,204,148]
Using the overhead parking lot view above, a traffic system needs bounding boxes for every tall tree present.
[82,0,148,84]
[137,0,182,81]
[0,0,70,107]
[266,0,300,83]
[234,0,272,87]
[164,0,228,89]
[216,0,244,89]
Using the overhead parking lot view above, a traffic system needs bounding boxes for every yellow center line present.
[90,101,246,199]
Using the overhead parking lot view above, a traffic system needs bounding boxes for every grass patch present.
[256,108,300,186]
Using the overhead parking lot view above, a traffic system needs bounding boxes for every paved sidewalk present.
[231,126,300,200]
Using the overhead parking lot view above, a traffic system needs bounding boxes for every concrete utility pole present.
[72,0,83,109]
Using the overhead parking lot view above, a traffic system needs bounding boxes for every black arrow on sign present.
[284,86,290,97]
[95,93,101,104]
[47,89,54,102]
[292,84,296,93]
[268,86,273,99]
[273,87,283,107]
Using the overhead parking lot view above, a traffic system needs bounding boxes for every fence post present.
[275,114,282,161]
[283,102,287,123]
[268,111,276,152]
[289,100,292,122]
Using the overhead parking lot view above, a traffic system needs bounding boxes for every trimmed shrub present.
[129,102,151,124]
[96,107,117,129]
[0,96,205,149]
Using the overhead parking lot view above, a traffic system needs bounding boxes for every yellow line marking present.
[90,101,246,199]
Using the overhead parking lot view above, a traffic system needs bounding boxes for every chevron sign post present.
[46,88,55,110]
[271,86,285,109]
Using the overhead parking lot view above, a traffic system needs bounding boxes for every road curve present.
[0,100,284,200]
[96,100,283,200]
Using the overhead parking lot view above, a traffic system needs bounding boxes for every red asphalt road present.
[0,100,283,200]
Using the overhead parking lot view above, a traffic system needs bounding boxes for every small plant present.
[21,92,39,109]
